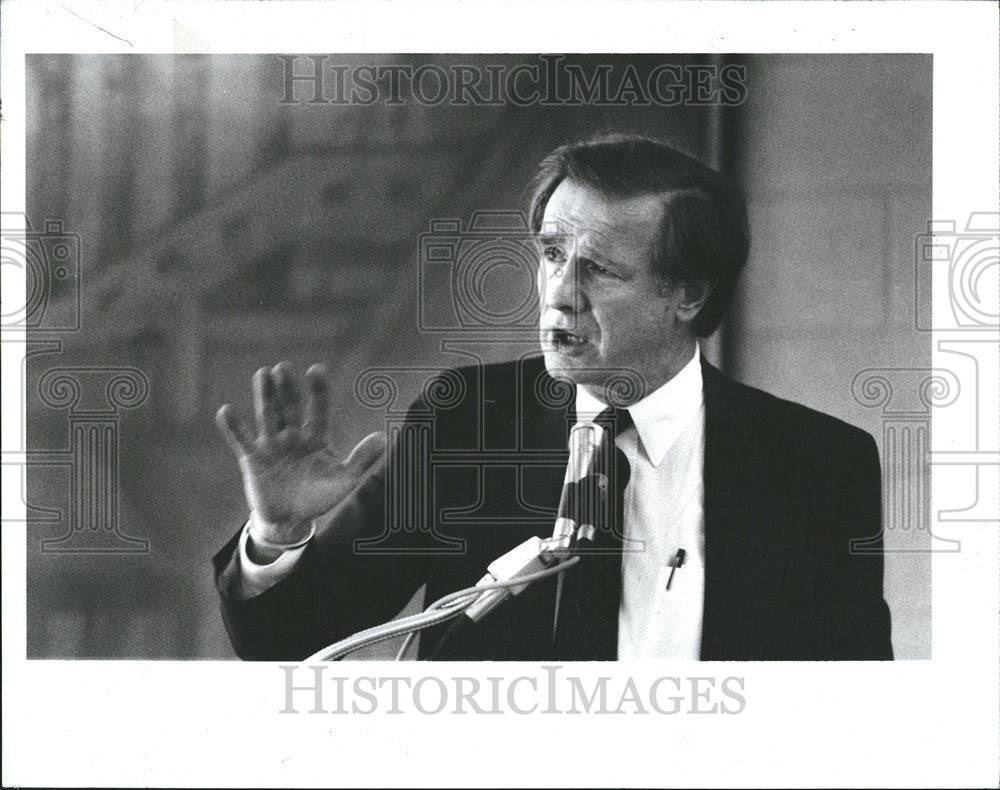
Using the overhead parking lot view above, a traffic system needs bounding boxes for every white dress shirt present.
[574,348,706,659]
[232,349,707,659]
[226,514,310,600]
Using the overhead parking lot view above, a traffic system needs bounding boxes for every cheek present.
[535,267,547,303]
[597,301,672,349]
[595,305,644,343]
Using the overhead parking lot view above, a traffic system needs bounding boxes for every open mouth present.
[547,328,588,350]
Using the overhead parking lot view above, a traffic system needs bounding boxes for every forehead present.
[540,179,664,258]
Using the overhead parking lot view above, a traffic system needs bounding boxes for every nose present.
[540,256,585,314]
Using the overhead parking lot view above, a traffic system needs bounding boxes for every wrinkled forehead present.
[538,180,664,257]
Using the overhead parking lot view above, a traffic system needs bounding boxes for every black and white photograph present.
[2,1,998,787]
[24,50,928,663]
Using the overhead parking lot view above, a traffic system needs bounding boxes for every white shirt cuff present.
[232,514,311,600]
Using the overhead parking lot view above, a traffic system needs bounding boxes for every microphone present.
[331,415,632,657]
[461,415,629,625]
[550,420,613,551]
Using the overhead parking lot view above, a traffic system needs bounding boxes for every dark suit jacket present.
[213,356,893,661]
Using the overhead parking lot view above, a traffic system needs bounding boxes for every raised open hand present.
[216,362,386,544]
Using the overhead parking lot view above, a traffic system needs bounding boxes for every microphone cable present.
[305,555,580,662]
[394,555,581,660]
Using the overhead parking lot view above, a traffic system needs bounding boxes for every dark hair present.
[529,133,750,337]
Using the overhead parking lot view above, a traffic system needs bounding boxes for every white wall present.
[731,55,933,658]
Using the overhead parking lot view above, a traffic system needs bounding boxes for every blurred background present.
[22,53,931,659]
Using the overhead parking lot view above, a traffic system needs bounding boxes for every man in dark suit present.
[213,134,893,661]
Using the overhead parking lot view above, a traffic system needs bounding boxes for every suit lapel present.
[504,356,790,660]
[492,356,573,658]
[700,358,790,660]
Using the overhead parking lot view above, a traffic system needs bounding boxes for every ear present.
[673,279,714,324]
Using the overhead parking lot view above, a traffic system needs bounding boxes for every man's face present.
[536,179,694,402]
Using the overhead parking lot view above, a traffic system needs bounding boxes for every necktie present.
[551,407,632,660]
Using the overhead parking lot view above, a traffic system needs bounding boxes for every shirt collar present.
[574,346,704,467]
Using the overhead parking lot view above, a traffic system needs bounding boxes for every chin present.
[541,351,597,385]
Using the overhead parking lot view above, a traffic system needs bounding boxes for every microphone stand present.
[304,422,613,662]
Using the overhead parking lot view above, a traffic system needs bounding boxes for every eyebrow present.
[535,232,627,272]
[535,231,571,246]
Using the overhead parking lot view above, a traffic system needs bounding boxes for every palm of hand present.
[240,442,356,526]
[216,362,386,539]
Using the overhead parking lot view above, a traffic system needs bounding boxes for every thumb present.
[342,431,387,478]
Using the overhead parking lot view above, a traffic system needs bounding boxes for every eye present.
[542,246,567,265]
[585,260,614,277]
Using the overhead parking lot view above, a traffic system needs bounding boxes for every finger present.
[303,363,330,444]
[342,431,387,478]
[252,367,280,439]
[271,361,302,432]
[215,404,254,457]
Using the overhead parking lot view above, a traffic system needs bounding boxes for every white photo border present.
[2,1,998,787]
